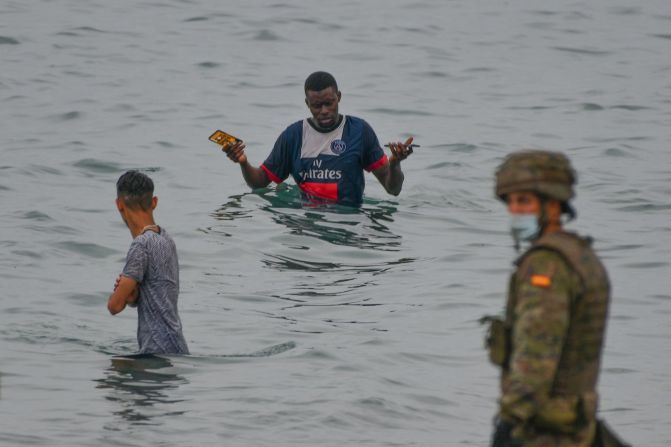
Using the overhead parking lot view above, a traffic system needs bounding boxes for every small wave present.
[11,250,43,259]
[26,224,78,235]
[527,10,559,17]
[507,105,554,111]
[0,36,19,45]
[172,341,297,362]
[0,433,49,445]
[248,341,296,357]
[262,254,343,272]
[610,105,651,111]
[54,31,79,37]
[609,7,641,16]
[156,140,177,148]
[553,46,611,56]
[211,196,255,221]
[72,26,106,33]
[585,135,651,143]
[253,30,282,41]
[73,158,123,174]
[463,67,497,75]
[603,148,632,157]
[366,107,433,117]
[651,33,671,40]
[3,94,25,102]
[197,61,220,68]
[54,241,118,258]
[68,293,106,307]
[52,111,82,121]
[616,203,671,212]
[140,166,162,172]
[22,210,52,221]
[426,161,462,170]
[442,143,477,153]
[603,367,637,374]
[598,243,645,252]
[581,103,604,111]
[24,164,63,176]
[417,70,451,78]
[620,261,668,269]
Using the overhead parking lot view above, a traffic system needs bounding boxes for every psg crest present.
[330,139,346,155]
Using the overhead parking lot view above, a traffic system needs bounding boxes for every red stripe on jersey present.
[261,164,283,184]
[299,182,338,201]
[365,154,388,172]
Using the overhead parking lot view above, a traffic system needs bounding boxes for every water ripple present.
[603,148,631,157]
[53,241,118,258]
[0,1,668,445]
[11,250,43,260]
[365,107,434,117]
[615,203,671,212]
[253,30,282,41]
[51,111,82,121]
[610,104,651,111]
[197,61,220,68]
[0,433,49,444]
[552,46,611,56]
[581,103,604,111]
[620,261,668,269]
[0,36,19,45]
[73,158,124,174]
[184,16,209,22]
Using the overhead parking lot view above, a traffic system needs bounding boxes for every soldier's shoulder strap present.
[525,231,609,293]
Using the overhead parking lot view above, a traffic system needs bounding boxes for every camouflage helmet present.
[495,150,576,202]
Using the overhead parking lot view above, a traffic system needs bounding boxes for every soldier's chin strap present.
[529,198,576,249]
[540,197,575,230]
[538,197,550,233]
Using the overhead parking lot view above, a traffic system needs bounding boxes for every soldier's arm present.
[500,250,577,423]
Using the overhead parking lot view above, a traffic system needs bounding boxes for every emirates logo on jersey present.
[330,139,346,155]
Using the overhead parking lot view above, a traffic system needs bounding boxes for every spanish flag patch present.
[530,274,552,288]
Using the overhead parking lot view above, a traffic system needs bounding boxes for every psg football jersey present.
[260,115,387,206]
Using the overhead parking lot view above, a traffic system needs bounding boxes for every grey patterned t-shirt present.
[122,228,189,354]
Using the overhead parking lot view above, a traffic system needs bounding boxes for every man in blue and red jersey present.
[221,71,415,206]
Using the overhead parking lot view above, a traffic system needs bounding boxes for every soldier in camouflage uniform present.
[485,150,611,447]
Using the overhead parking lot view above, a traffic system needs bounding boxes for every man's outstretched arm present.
[222,141,271,189]
[372,136,415,196]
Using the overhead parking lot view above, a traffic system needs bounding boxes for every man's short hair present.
[116,170,154,210]
[304,71,338,94]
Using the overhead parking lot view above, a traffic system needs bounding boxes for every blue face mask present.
[510,214,540,249]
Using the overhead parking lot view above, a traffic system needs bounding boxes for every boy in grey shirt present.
[107,170,189,354]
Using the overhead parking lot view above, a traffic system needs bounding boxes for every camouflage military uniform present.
[497,231,610,446]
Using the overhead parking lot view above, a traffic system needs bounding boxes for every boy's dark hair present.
[304,71,338,94]
[116,170,154,210]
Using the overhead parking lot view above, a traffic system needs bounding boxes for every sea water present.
[1,0,670,445]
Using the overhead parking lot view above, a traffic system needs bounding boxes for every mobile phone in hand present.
[209,130,242,146]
